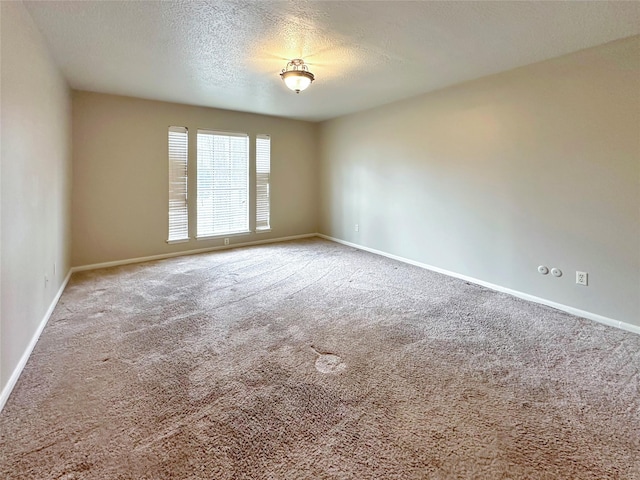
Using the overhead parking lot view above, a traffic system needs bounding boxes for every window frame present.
[195,129,250,239]
[167,126,189,243]
[255,134,271,233]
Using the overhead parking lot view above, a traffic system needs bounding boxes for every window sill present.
[196,230,251,241]
[167,238,190,244]
[255,228,272,234]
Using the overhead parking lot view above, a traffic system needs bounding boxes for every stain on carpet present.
[311,345,347,374]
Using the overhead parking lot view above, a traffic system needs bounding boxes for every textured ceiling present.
[24,0,640,122]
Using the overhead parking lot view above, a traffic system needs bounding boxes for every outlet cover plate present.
[576,271,588,286]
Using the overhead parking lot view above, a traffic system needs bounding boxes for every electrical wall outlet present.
[224,238,229,246]
[576,271,588,286]
[355,224,359,232]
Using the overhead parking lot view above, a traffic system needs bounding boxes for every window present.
[167,126,189,242]
[196,130,249,238]
[256,135,271,231]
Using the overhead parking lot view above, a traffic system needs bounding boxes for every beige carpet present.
[1,238,639,479]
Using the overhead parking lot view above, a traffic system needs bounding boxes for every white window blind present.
[256,135,271,231]
[167,126,189,242]
[197,130,249,237]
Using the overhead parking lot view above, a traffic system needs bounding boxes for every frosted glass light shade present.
[282,71,313,92]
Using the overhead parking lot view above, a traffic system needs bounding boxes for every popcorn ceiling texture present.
[23,1,640,121]
[1,238,639,479]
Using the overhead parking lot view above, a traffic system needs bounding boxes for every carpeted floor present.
[1,238,639,479]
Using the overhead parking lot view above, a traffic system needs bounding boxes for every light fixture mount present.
[280,59,315,93]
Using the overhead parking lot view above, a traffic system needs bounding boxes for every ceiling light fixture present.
[280,59,315,93]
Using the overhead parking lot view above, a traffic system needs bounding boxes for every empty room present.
[1,1,639,478]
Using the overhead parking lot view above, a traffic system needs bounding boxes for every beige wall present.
[319,36,640,326]
[0,1,72,390]
[72,92,318,267]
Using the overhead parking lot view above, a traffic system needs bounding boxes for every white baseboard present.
[317,234,640,336]
[72,233,317,272]
[0,269,73,412]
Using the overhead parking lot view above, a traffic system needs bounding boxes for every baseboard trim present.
[0,269,73,412]
[317,234,640,336]
[72,233,318,272]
